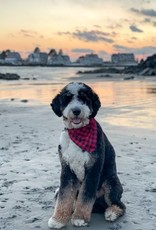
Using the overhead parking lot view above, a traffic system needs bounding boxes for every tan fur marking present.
[52,186,77,224]
[110,205,124,216]
[72,183,94,222]
[105,204,124,220]
[102,182,112,206]
[96,187,104,198]
[72,200,93,222]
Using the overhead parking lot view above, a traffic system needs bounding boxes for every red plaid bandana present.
[68,118,97,153]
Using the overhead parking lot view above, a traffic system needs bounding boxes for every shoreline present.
[0,63,137,68]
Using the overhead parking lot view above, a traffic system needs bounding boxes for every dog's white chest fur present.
[59,130,90,181]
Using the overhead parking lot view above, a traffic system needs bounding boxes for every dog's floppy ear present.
[90,91,101,118]
[50,94,62,117]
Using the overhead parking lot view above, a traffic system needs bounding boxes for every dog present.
[48,82,125,228]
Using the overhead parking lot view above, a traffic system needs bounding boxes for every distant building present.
[111,53,136,65]
[47,49,71,66]
[0,50,22,65]
[27,47,48,65]
[0,52,5,64]
[76,53,103,66]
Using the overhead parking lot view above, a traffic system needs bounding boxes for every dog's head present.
[51,82,101,129]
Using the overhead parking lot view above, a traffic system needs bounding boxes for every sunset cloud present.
[19,29,38,37]
[58,30,114,43]
[130,8,156,17]
[113,44,156,57]
[129,25,143,33]
[72,30,114,43]
[72,48,94,53]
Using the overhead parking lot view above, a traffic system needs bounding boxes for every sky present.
[0,0,156,61]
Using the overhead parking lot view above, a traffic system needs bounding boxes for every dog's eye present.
[60,93,73,110]
[78,92,89,103]
[62,93,73,103]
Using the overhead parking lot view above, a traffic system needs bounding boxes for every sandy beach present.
[0,67,156,230]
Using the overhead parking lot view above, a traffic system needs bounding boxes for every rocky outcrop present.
[0,73,20,80]
[139,68,156,76]
[121,66,140,74]
[77,68,121,74]
[123,76,135,80]
[139,54,156,69]
[138,54,156,76]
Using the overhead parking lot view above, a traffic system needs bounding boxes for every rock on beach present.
[0,73,20,80]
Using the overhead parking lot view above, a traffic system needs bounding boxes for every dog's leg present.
[71,187,94,227]
[102,178,126,222]
[71,163,101,227]
[48,165,78,229]
[102,135,126,222]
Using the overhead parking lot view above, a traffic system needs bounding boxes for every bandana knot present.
[68,118,97,153]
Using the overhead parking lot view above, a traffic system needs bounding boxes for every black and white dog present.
[48,82,125,228]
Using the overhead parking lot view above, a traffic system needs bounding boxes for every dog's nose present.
[72,108,81,116]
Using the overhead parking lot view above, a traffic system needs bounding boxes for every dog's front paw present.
[71,218,89,227]
[48,217,65,229]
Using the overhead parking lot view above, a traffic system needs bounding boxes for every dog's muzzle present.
[72,107,81,116]
[71,108,82,125]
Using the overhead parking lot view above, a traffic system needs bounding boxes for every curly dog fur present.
[48,82,125,228]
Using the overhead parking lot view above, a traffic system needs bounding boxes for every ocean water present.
[0,66,156,130]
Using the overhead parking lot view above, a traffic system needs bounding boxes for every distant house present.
[111,53,137,65]
[0,50,22,65]
[76,53,103,66]
[5,52,22,65]
[0,52,5,64]
[40,53,48,65]
[27,47,48,65]
[47,49,71,66]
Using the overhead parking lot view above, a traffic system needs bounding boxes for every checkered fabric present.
[68,118,97,153]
